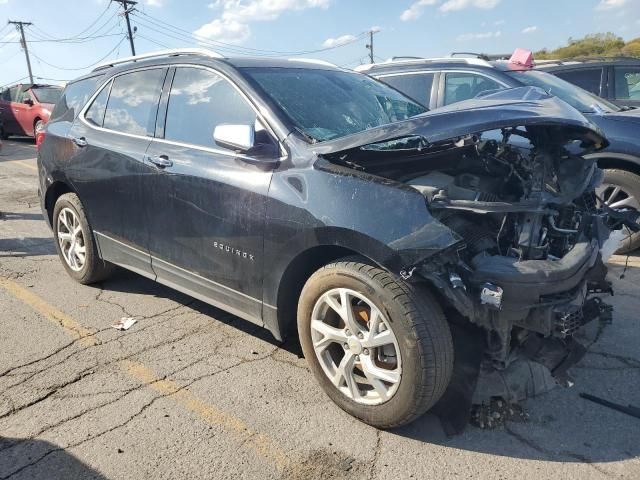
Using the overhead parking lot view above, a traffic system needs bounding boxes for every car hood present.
[592,107,640,125]
[312,87,608,156]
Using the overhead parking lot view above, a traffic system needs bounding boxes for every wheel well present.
[44,181,74,225]
[276,245,360,338]
[596,157,640,177]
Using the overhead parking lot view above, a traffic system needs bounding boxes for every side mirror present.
[23,98,34,106]
[213,124,255,153]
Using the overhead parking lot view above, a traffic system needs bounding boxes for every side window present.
[103,69,166,136]
[85,81,111,127]
[554,69,602,96]
[50,75,105,122]
[9,86,21,102]
[0,88,10,101]
[614,66,640,100]
[378,73,434,107]
[164,67,257,149]
[443,72,503,105]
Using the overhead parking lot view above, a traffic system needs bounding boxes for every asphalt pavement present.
[1,139,639,479]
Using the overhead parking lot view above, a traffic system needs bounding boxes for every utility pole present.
[113,0,137,56]
[8,20,34,84]
[366,29,378,64]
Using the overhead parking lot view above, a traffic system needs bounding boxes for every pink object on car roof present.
[509,48,534,68]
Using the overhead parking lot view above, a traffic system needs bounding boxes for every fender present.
[261,161,462,339]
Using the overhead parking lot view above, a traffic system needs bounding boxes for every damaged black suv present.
[39,49,638,429]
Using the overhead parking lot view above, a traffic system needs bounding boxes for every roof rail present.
[451,52,490,61]
[92,48,224,72]
[288,58,339,68]
[355,55,492,72]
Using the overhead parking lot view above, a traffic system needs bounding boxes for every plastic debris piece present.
[112,317,137,331]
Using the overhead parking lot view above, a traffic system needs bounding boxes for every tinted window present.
[506,70,620,113]
[243,67,426,142]
[164,67,257,149]
[614,66,640,100]
[378,73,433,107]
[9,86,21,102]
[31,86,63,104]
[444,72,504,105]
[103,69,165,136]
[50,75,105,122]
[85,81,111,127]
[554,69,602,96]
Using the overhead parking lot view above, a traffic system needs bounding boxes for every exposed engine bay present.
[324,125,640,425]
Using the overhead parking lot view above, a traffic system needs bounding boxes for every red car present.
[0,83,63,139]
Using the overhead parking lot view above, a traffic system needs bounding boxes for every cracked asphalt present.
[1,138,639,479]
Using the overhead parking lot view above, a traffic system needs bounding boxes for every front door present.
[144,66,278,323]
[67,67,168,277]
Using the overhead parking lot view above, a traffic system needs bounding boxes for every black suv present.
[363,56,640,252]
[39,49,635,429]
[536,57,640,108]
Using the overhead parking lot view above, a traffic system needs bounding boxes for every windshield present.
[31,86,63,105]
[242,67,427,142]
[505,70,620,113]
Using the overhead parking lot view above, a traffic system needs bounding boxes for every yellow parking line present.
[0,276,292,471]
[0,277,98,347]
[124,360,291,470]
[4,159,38,171]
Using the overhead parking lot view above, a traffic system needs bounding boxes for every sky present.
[0,0,638,87]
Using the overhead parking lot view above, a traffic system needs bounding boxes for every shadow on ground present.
[0,437,108,480]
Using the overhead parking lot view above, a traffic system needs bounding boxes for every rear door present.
[67,67,168,277]
[143,65,279,324]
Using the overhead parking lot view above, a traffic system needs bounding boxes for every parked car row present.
[36,48,640,430]
[357,53,640,252]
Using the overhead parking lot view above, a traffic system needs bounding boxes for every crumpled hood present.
[312,86,608,155]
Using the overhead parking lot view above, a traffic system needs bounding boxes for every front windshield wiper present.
[294,127,318,144]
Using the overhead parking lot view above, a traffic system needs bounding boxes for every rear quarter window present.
[50,74,106,123]
[377,73,434,107]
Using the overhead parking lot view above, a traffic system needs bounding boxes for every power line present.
[29,37,127,72]
[0,75,29,89]
[133,11,368,57]
[0,32,123,44]
[8,20,34,83]
[29,2,115,41]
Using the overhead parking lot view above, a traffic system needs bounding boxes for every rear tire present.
[53,193,115,284]
[297,257,454,429]
[601,169,640,254]
[33,119,44,139]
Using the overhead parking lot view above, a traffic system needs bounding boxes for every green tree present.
[535,32,635,59]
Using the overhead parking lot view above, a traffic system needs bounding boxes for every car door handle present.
[147,154,173,168]
[73,137,88,147]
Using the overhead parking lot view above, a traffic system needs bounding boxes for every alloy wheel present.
[57,207,86,272]
[310,288,402,405]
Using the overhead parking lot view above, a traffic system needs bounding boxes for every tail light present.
[35,123,46,151]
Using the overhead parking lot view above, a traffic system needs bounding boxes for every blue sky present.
[0,0,638,87]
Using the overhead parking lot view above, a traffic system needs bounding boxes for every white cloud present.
[494,19,505,25]
[595,0,627,9]
[440,0,500,12]
[145,0,162,6]
[457,30,501,41]
[400,0,438,21]
[196,0,330,43]
[322,34,357,48]
[521,25,538,33]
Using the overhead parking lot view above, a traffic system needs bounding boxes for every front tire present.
[33,119,44,139]
[53,193,115,284]
[297,258,454,429]
[599,169,640,254]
